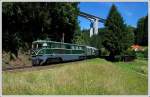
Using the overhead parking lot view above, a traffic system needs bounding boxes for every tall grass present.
[3,58,148,95]
[115,59,148,75]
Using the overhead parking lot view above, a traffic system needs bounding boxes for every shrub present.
[100,48,110,56]
[136,47,148,59]
[143,47,148,58]
[122,48,136,57]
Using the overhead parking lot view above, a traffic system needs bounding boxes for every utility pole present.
[62,32,64,43]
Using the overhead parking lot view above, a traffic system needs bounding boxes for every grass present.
[115,59,148,75]
[2,58,148,95]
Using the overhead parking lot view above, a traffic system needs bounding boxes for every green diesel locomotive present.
[31,40,99,66]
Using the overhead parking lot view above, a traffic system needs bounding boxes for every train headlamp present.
[43,43,47,47]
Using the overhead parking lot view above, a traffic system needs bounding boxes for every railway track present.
[2,60,87,72]
[2,65,34,71]
[2,63,63,72]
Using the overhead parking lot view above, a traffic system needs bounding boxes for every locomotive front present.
[31,41,48,66]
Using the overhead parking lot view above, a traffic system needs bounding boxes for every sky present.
[78,2,148,30]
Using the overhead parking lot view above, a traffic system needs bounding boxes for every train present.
[31,40,99,66]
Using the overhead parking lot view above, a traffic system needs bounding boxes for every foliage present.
[134,15,148,46]
[99,48,110,56]
[103,4,134,58]
[73,28,106,50]
[135,47,148,59]
[89,28,105,49]
[125,25,135,47]
[73,29,90,45]
[115,59,148,75]
[90,35,102,49]
[2,2,79,57]
[123,48,136,56]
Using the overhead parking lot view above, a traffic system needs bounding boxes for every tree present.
[103,4,134,58]
[126,25,135,46]
[90,28,106,49]
[2,2,80,57]
[73,29,90,45]
[135,15,148,46]
[49,3,79,43]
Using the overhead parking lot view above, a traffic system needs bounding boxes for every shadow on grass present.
[99,55,135,62]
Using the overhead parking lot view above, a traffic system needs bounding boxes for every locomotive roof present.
[86,46,98,50]
[32,40,86,47]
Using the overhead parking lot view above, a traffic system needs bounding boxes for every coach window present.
[71,45,74,50]
[75,46,77,50]
[75,46,78,50]
[79,46,82,50]
[47,43,51,48]
[51,43,58,48]
[55,43,61,48]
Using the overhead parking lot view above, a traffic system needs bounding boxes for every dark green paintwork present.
[32,41,86,56]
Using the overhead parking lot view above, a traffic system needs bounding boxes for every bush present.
[120,48,136,62]
[143,47,148,58]
[114,55,122,61]
[100,48,110,56]
[123,48,136,57]
[102,48,136,62]
[136,48,148,59]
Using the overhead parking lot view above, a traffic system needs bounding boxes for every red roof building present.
[131,44,144,51]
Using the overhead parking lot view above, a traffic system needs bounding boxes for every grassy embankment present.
[3,58,148,95]
[2,51,32,69]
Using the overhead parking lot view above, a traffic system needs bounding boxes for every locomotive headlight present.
[43,43,47,47]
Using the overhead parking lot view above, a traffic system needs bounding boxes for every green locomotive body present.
[31,40,99,66]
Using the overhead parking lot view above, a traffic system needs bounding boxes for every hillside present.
[3,58,148,95]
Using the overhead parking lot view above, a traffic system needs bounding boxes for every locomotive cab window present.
[32,43,44,49]
[32,44,36,49]
[37,43,42,48]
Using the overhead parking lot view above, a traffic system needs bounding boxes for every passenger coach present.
[31,40,99,66]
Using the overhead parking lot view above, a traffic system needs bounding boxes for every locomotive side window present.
[65,44,71,49]
[51,43,61,48]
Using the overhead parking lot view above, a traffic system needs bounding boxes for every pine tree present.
[103,4,134,59]
[135,15,148,46]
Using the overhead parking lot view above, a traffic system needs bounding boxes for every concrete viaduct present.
[79,12,105,37]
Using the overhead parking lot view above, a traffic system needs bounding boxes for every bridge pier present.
[89,18,99,37]
[79,12,105,37]
[89,19,94,37]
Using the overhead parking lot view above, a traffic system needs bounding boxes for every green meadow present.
[3,58,148,95]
